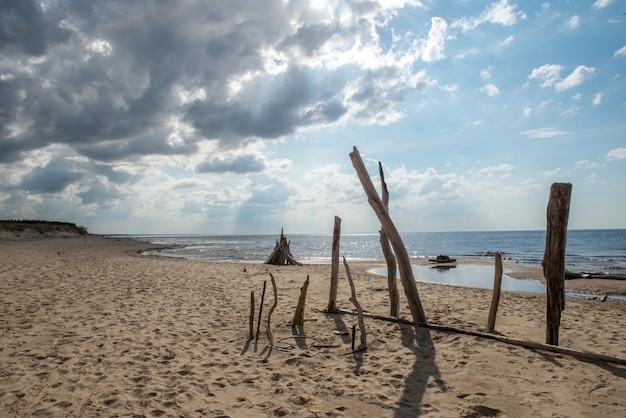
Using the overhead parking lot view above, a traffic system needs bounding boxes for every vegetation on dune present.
[0,220,88,236]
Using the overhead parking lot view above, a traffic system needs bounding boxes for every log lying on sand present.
[565,271,626,280]
[264,228,302,266]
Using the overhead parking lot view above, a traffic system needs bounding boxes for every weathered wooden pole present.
[487,252,503,331]
[291,275,310,328]
[343,257,367,349]
[349,147,426,324]
[542,182,572,346]
[327,216,342,312]
[378,162,400,317]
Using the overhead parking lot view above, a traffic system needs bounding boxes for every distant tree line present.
[0,220,88,235]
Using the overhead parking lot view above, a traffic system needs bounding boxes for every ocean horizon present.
[121,229,626,276]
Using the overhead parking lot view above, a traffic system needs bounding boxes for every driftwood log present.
[350,147,426,324]
[542,183,572,345]
[327,216,341,311]
[255,280,267,342]
[378,162,400,317]
[248,291,255,341]
[332,308,626,366]
[265,228,302,266]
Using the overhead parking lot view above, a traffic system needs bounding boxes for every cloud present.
[527,64,595,91]
[568,15,580,30]
[0,0,434,166]
[592,0,614,9]
[521,128,568,138]
[614,45,626,57]
[452,0,526,32]
[527,64,564,87]
[555,65,595,91]
[196,154,266,174]
[593,93,603,106]
[607,148,626,160]
[481,83,501,96]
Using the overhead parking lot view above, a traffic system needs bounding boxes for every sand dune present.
[1,236,624,417]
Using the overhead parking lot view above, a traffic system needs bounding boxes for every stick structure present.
[487,253,503,331]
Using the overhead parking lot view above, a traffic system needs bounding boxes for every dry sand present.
[1,236,625,417]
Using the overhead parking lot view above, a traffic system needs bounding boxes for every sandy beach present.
[1,235,625,417]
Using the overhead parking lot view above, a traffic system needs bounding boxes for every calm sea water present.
[128,229,626,275]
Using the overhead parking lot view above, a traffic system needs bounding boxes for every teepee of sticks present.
[264,228,302,266]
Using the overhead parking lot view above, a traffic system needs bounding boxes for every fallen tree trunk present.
[332,308,626,366]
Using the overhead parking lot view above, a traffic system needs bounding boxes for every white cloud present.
[593,0,614,9]
[481,67,492,79]
[540,167,561,177]
[568,15,580,30]
[452,0,526,32]
[421,17,448,63]
[593,93,602,106]
[614,45,626,57]
[521,128,568,138]
[528,64,594,91]
[607,148,626,160]
[477,164,514,179]
[527,64,564,87]
[499,35,514,47]
[555,65,595,91]
[481,83,501,96]
[523,107,531,117]
[575,160,600,169]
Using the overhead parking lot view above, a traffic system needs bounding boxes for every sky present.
[1,0,625,235]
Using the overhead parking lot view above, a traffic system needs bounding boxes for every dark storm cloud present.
[77,179,123,206]
[1,0,428,171]
[20,158,83,193]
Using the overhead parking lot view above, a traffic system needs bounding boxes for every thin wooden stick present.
[249,291,255,341]
[487,253,503,331]
[255,280,267,342]
[267,274,278,346]
[343,257,366,348]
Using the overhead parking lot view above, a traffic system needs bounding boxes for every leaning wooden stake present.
[327,216,342,312]
[255,280,267,342]
[350,147,426,323]
[267,273,278,346]
[343,257,366,349]
[378,162,400,317]
[487,252,503,331]
[543,183,572,346]
[249,291,255,341]
[291,275,310,328]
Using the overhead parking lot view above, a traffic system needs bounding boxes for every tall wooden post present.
[487,252,503,331]
[378,162,400,317]
[349,147,426,324]
[542,183,572,346]
[327,216,341,312]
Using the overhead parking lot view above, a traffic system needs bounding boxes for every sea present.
[126,229,626,275]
